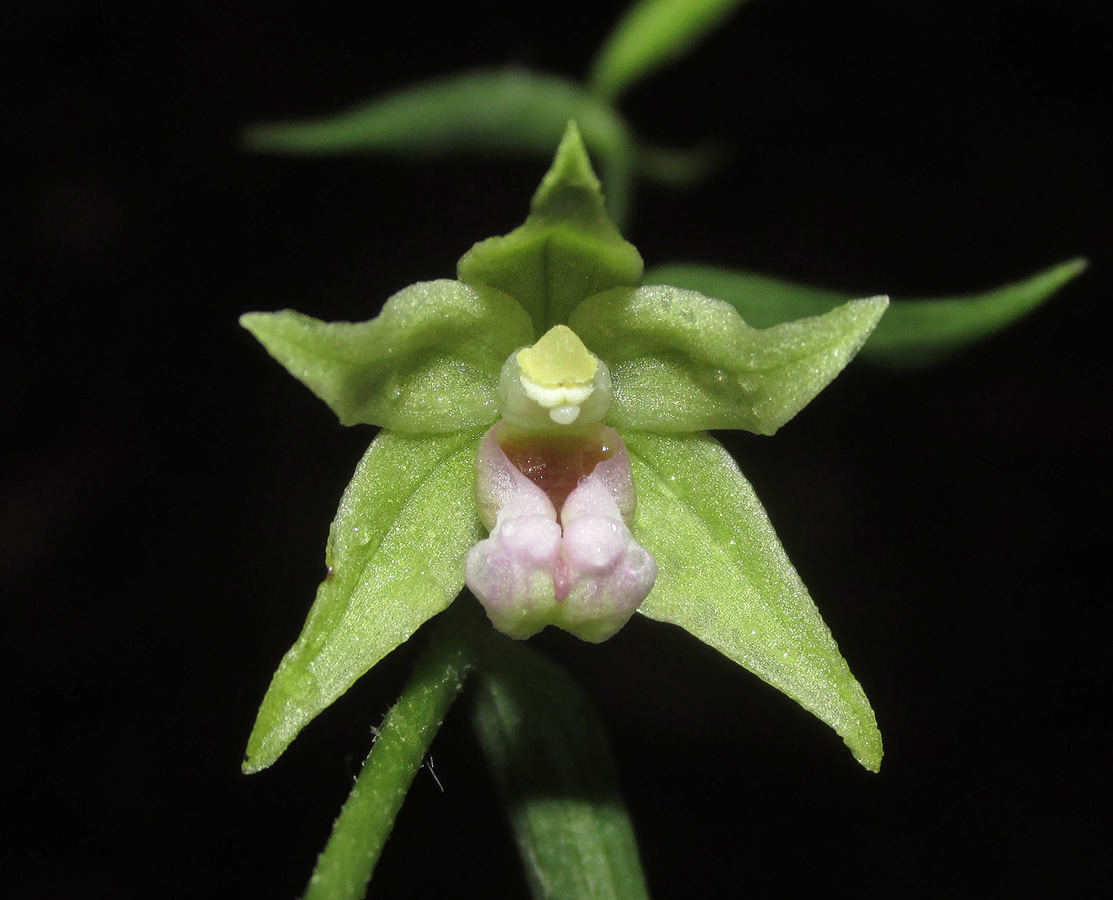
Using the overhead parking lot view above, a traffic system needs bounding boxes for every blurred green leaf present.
[635,138,726,187]
[303,602,478,900]
[242,430,484,773]
[589,0,753,101]
[471,636,651,900]
[854,258,1088,367]
[646,258,1087,368]
[458,122,643,333]
[244,68,637,225]
[572,285,886,434]
[241,281,532,433]
[626,429,883,772]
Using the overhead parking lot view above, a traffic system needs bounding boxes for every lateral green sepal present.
[240,280,532,432]
[457,122,643,334]
[242,429,485,773]
[646,258,1087,368]
[572,285,887,433]
[624,429,883,771]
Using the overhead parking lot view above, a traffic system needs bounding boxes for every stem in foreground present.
[302,600,479,900]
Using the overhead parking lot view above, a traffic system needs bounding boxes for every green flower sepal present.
[241,123,886,775]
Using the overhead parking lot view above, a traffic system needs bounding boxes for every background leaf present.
[241,280,532,432]
[625,430,883,772]
[572,285,886,433]
[471,636,651,900]
[589,0,753,101]
[243,430,484,773]
[244,69,638,226]
[646,259,1087,368]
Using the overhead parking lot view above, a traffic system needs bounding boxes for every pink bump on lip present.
[466,423,657,642]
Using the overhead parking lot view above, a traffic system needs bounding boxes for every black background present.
[8,1,1111,897]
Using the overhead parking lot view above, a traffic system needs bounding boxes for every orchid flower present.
[241,123,886,775]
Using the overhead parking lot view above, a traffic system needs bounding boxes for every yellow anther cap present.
[498,326,611,430]
[517,325,598,388]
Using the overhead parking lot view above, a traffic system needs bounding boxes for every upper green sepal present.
[625,430,883,771]
[243,429,485,773]
[571,285,887,434]
[240,280,532,432]
[646,258,1087,369]
[457,122,643,335]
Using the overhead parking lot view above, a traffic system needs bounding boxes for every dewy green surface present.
[589,0,752,101]
[457,123,643,334]
[646,258,1087,368]
[573,285,887,434]
[626,430,883,772]
[240,280,531,433]
[243,430,484,773]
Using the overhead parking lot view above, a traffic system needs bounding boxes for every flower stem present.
[302,600,479,900]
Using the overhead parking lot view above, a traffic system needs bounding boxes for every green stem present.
[302,600,479,900]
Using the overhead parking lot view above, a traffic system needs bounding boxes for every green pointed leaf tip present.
[859,257,1088,367]
[472,639,651,900]
[590,0,752,101]
[457,122,643,334]
[646,258,1087,368]
[626,431,883,771]
[243,430,484,774]
[240,280,532,432]
[243,71,622,157]
[572,285,887,434]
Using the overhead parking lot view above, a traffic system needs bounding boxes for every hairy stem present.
[302,600,479,900]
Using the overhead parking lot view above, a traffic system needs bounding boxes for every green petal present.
[646,258,1088,368]
[242,430,484,773]
[624,430,882,771]
[589,0,752,101]
[244,69,637,228]
[457,122,643,334]
[471,637,651,900]
[571,285,887,434]
[240,280,532,432]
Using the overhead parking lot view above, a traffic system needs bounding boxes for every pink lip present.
[466,423,657,642]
